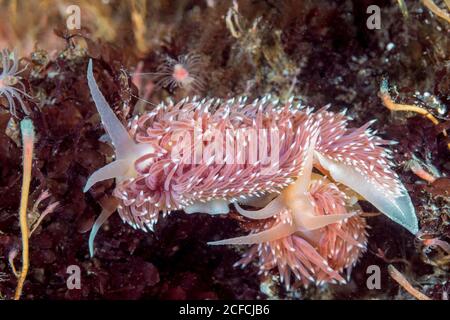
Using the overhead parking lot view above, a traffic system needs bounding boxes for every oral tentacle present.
[208,219,295,245]
[83,159,131,192]
[234,196,284,220]
[292,236,345,283]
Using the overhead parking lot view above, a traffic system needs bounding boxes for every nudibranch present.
[85,59,418,285]
[229,173,368,288]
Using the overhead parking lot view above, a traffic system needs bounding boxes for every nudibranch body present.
[85,59,418,285]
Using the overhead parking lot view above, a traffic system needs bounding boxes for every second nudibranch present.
[84,59,418,258]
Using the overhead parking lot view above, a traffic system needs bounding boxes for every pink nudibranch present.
[84,59,418,256]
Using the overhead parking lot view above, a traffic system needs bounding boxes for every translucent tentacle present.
[208,221,295,245]
[297,212,355,231]
[315,151,418,234]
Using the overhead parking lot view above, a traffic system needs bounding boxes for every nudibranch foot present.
[184,199,230,215]
[88,197,120,257]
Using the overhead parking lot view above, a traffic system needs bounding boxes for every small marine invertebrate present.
[85,59,418,284]
[133,53,205,92]
[0,49,31,115]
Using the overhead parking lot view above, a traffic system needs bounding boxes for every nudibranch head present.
[85,59,418,271]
